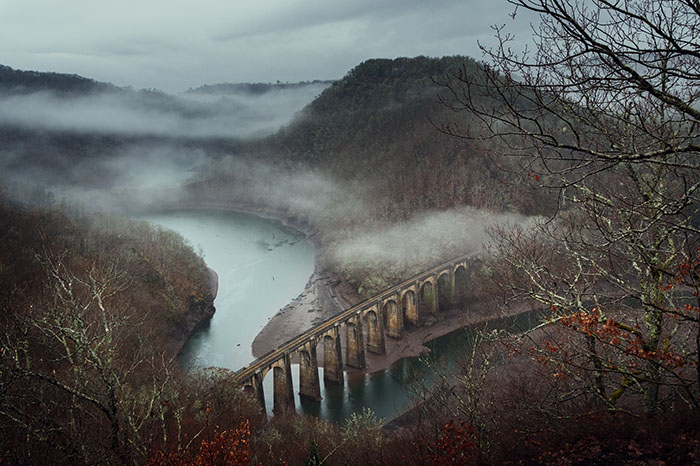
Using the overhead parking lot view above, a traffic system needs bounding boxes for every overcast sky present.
[0,0,537,92]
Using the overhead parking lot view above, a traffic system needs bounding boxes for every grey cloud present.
[210,0,438,42]
[0,1,536,91]
[96,39,182,58]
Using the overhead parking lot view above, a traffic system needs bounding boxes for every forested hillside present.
[0,190,221,463]
[265,56,551,218]
[190,56,555,224]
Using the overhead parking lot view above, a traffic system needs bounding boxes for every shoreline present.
[207,267,219,300]
[170,267,218,363]
[383,301,544,431]
[355,299,539,374]
[151,199,453,371]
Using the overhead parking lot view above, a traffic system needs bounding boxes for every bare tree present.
[441,0,700,417]
[421,328,505,457]
[0,243,178,464]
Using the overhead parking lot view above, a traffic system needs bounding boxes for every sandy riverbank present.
[251,262,353,358]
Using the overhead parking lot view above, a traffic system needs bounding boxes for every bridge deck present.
[234,253,472,383]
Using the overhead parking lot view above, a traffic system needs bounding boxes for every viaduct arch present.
[235,254,474,413]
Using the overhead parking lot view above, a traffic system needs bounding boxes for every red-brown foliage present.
[148,415,252,466]
[428,421,477,466]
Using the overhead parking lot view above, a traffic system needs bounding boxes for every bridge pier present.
[242,371,266,412]
[453,261,470,303]
[346,314,366,369]
[366,306,386,355]
[235,255,475,414]
[385,296,403,339]
[438,270,454,312]
[273,355,295,415]
[420,279,439,316]
[323,328,344,385]
[403,287,420,326]
[298,341,322,402]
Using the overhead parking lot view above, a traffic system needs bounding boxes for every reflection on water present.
[262,310,542,423]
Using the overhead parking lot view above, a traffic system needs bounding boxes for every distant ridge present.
[0,64,119,95]
[0,64,335,97]
[186,80,335,96]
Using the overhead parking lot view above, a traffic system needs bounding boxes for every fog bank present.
[334,207,526,268]
[0,81,331,210]
[183,158,535,295]
[0,82,330,139]
[328,207,534,293]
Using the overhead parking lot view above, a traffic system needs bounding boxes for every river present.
[136,209,314,370]
[139,209,541,423]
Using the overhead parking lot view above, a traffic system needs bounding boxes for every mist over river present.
[139,209,540,423]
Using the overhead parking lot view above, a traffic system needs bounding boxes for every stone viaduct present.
[233,254,475,415]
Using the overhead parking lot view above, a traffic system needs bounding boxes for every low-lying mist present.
[0,81,331,210]
[1,72,534,295]
[180,157,534,296]
[0,82,330,139]
[194,156,370,223]
[327,207,534,296]
[333,207,528,271]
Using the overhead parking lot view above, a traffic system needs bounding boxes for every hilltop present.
[0,64,120,95]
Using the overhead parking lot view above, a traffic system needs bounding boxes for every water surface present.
[136,209,314,370]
